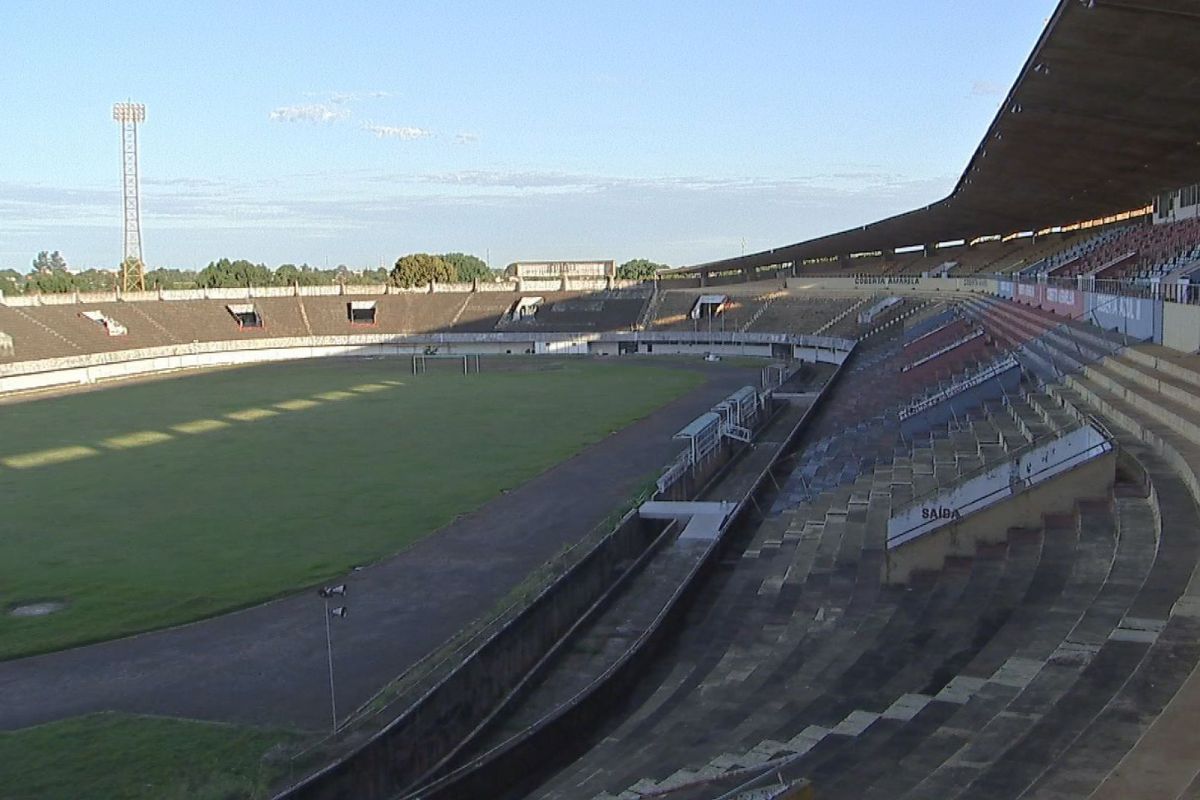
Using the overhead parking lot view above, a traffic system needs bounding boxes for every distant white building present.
[506,260,615,279]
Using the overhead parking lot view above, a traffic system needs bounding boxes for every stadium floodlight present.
[112,101,147,292]
[317,585,350,734]
[112,102,146,123]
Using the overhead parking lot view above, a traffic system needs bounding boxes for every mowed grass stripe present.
[224,408,280,422]
[0,359,705,659]
[172,418,231,435]
[314,390,356,401]
[275,398,321,411]
[2,446,100,470]
[102,431,174,450]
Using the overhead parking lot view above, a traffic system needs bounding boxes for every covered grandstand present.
[664,0,1200,281]
[9,2,1200,800]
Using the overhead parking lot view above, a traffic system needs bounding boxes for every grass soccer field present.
[0,713,296,800]
[0,357,704,660]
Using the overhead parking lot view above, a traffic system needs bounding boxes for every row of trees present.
[1,252,671,294]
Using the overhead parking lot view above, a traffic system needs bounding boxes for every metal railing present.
[886,422,1113,549]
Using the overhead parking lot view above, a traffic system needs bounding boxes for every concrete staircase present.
[918,295,1200,799]
[527,383,1103,800]
[538,474,1143,800]
[528,299,1200,800]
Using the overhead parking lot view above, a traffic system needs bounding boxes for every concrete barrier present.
[0,332,855,396]
[1162,302,1200,353]
[271,397,795,800]
[392,357,853,800]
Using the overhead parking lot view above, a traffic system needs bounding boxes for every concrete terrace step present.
[580,555,973,799]
[902,499,1127,799]
[807,529,1045,799]
[530,481,888,798]
[1104,351,1200,419]
[1005,329,1200,800]
[1033,382,1200,800]
[534,457,907,796]
[1083,360,1200,445]
[866,503,1097,796]
[1123,343,1200,391]
[856,516,1087,800]
[567,477,1125,800]
[592,488,1123,800]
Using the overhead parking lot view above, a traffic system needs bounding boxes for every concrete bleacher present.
[1028,223,1136,278]
[499,290,651,332]
[649,290,862,337]
[5,276,1200,799]
[1019,218,1200,282]
[526,345,1143,799]
[943,295,1200,799]
[464,292,1199,800]
[0,288,651,363]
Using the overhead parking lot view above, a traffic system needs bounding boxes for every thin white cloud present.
[0,168,954,270]
[269,104,351,124]
[971,80,1006,98]
[329,90,393,104]
[454,132,480,145]
[363,123,433,140]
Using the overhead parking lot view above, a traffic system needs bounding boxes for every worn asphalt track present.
[0,364,756,732]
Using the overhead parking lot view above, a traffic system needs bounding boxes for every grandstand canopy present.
[672,0,1200,275]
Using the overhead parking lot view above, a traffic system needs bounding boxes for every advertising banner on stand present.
[1085,293,1159,341]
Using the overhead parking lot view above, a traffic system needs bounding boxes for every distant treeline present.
[0,251,668,294]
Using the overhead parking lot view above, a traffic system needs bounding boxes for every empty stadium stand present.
[0,287,655,365]
[649,291,862,337]
[517,314,1158,800]
[244,280,1168,800]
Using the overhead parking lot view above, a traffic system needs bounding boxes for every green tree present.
[27,269,74,293]
[343,267,390,286]
[0,269,23,295]
[72,269,116,292]
[441,252,493,283]
[617,259,668,281]
[274,263,302,286]
[145,268,200,290]
[196,258,273,288]
[391,253,455,288]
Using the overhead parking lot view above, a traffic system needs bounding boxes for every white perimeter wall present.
[886,423,1111,549]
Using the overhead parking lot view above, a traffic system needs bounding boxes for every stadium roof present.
[673,0,1200,275]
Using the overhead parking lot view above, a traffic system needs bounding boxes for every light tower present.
[112,101,147,292]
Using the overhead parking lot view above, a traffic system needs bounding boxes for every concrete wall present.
[0,331,855,396]
[276,510,665,800]
[273,399,790,800]
[885,451,1115,584]
[1163,302,1200,353]
[277,358,848,800]
[889,423,1111,549]
[407,402,834,800]
[975,278,1200,353]
[783,276,994,295]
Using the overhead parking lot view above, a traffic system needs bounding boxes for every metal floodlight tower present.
[112,101,147,292]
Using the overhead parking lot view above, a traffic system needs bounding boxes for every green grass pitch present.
[0,357,704,660]
[0,712,296,800]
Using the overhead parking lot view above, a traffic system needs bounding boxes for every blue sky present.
[0,0,1058,272]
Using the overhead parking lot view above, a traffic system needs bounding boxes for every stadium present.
[4,1,1200,799]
